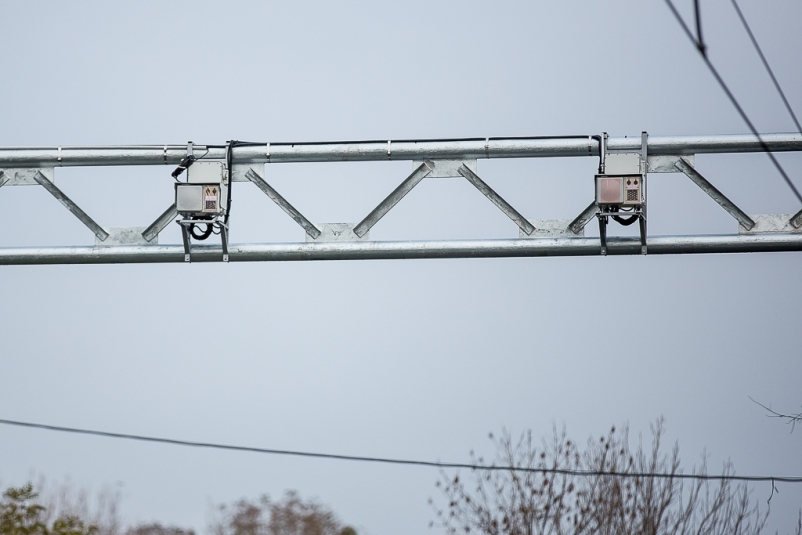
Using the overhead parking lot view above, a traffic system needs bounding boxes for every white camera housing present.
[175,161,228,216]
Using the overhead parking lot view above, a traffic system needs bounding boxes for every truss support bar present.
[33,171,109,241]
[790,208,802,229]
[1,234,801,265]
[141,203,177,242]
[568,202,599,234]
[458,164,535,235]
[353,162,432,238]
[0,171,7,188]
[2,133,800,167]
[674,159,755,231]
[245,169,321,239]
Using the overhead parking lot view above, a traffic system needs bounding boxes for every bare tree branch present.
[750,397,802,433]
[431,420,780,535]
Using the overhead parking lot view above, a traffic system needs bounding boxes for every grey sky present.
[0,1,800,534]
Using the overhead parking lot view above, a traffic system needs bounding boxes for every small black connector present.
[171,155,196,179]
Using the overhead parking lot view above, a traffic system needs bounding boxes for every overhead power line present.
[729,0,802,133]
[663,0,802,206]
[1,417,801,484]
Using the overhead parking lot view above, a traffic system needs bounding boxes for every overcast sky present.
[0,1,800,534]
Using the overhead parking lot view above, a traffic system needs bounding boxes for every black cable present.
[663,0,802,206]
[222,141,266,227]
[0,418,801,483]
[591,135,603,173]
[171,156,196,179]
[225,141,235,226]
[612,213,638,226]
[189,222,213,241]
[729,0,802,133]
[694,0,706,56]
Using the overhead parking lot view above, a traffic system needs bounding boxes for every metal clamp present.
[177,219,229,263]
[597,208,647,256]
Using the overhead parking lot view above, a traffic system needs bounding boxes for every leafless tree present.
[209,491,355,535]
[34,477,121,535]
[431,419,796,535]
[126,524,195,535]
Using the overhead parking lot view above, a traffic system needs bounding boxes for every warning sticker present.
[203,186,219,212]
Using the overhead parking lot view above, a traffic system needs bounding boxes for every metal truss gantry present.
[0,132,801,265]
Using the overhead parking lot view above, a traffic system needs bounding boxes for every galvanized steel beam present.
[0,234,801,265]
[1,133,801,167]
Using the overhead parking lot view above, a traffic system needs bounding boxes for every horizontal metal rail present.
[1,133,800,167]
[1,234,800,265]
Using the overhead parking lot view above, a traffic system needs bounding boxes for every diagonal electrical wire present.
[730,0,802,133]
[663,0,802,206]
[1,417,802,483]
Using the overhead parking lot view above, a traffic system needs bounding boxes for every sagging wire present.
[729,0,802,134]
[663,0,802,206]
[1,417,801,484]
[611,207,638,226]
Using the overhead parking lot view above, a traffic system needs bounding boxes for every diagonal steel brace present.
[33,171,109,241]
[568,202,599,235]
[674,159,755,230]
[141,203,178,242]
[458,165,535,235]
[790,208,802,229]
[245,169,321,239]
[353,162,433,238]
